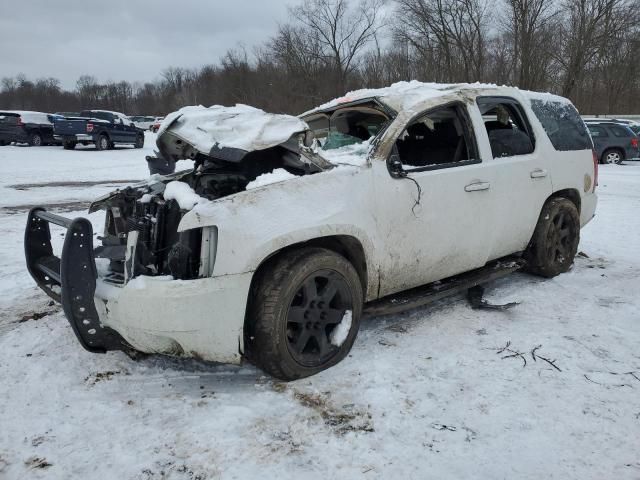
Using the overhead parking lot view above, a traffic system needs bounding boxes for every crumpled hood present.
[157,104,310,161]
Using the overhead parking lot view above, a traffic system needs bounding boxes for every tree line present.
[1,0,638,116]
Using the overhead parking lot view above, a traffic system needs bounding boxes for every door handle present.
[464,181,490,192]
[530,168,548,179]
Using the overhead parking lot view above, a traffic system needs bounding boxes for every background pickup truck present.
[54,110,145,150]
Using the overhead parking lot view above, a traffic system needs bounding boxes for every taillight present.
[86,123,94,133]
[592,150,598,192]
[631,137,638,148]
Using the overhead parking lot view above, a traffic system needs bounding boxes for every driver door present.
[372,103,498,297]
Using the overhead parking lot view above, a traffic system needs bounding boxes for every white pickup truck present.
[25,81,597,380]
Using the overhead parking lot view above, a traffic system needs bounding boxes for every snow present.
[302,80,500,116]
[158,104,309,154]
[1,137,640,478]
[2,110,52,124]
[319,138,373,167]
[330,310,352,347]
[245,168,298,190]
[163,181,204,210]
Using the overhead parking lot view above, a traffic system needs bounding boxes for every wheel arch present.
[248,234,370,302]
[547,188,581,215]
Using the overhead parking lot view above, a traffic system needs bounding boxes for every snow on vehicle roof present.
[302,81,574,117]
[159,104,308,153]
[2,111,52,124]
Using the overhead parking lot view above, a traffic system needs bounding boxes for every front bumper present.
[25,208,251,363]
[25,208,129,352]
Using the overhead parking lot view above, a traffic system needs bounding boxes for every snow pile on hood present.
[330,310,352,347]
[163,181,205,210]
[158,104,309,154]
[245,168,298,190]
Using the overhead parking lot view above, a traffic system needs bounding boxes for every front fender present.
[178,165,380,291]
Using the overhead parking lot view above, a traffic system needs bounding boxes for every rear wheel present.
[95,134,109,151]
[134,133,144,148]
[245,248,363,381]
[525,198,580,278]
[63,141,76,150]
[29,133,43,147]
[0,140,6,146]
[601,148,623,164]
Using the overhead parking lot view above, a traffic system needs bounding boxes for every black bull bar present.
[24,207,129,353]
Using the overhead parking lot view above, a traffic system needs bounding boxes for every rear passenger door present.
[474,96,553,260]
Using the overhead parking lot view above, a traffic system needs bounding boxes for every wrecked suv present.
[25,82,598,380]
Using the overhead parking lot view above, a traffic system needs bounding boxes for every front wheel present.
[245,248,363,381]
[63,141,76,150]
[525,198,580,278]
[134,133,144,148]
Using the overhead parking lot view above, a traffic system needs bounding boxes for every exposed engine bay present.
[91,128,329,284]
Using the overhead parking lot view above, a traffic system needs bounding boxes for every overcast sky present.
[0,0,292,89]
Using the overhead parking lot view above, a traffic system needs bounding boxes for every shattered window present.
[321,108,388,151]
[530,99,592,151]
[395,105,474,168]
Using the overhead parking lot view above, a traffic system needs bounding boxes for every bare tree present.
[503,0,558,90]
[290,0,386,93]
[395,0,489,82]
[558,0,636,99]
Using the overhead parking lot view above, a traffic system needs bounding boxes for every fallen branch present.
[530,345,562,372]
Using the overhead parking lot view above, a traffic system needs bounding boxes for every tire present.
[29,132,43,147]
[601,148,624,165]
[525,198,580,278]
[63,141,77,150]
[95,134,109,151]
[0,140,6,146]
[245,247,363,381]
[134,133,144,148]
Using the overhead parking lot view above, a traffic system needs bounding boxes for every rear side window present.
[609,124,632,137]
[477,97,535,158]
[588,125,608,138]
[0,114,18,124]
[530,99,591,151]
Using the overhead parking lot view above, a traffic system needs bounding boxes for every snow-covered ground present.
[0,137,639,479]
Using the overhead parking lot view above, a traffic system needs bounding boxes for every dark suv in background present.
[585,120,639,164]
[0,111,57,146]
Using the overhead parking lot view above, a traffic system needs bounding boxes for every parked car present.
[0,111,57,146]
[130,116,156,130]
[25,82,597,380]
[53,110,144,150]
[584,120,639,164]
[150,117,164,133]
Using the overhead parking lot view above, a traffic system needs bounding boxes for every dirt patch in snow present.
[85,370,130,385]
[8,180,140,190]
[1,201,91,215]
[292,390,374,435]
[24,456,52,470]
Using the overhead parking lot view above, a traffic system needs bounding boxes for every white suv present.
[25,82,597,380]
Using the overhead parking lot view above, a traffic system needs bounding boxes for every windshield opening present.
[306,107,389,151]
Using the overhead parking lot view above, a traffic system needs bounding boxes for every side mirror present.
[388,147,405,177]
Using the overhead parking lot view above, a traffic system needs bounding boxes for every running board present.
[364,257,525,316]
